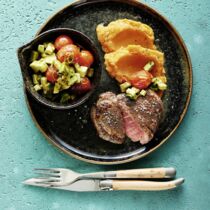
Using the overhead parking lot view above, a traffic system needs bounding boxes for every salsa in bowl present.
[18,28,102,109]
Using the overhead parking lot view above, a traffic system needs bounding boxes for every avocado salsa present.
[29,35,94,103]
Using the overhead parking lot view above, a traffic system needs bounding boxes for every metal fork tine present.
[34,171,61,177]
[34,168,60,173]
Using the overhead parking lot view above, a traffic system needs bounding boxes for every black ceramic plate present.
[25,0,192,164]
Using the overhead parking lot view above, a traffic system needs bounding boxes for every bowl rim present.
[24,0,192,164]
[18,28,102,110]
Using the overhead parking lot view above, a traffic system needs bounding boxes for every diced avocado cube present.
[40,77,50,94]
[87,68,94,77]
[80,66,88,77]
[30,51,39,62]
[41,77,48,86]
[45,43,55,55]
[43,83,50,94]
[32,74,40,85]
[61,83,70,90]
[140,89,147,96]
[39,61,48,73]
[75,63,88,77]
[57,78,69,90]
[65,64,75,76]
[43,53,56,65]
[53,82,61,94]
[120,82,131,92]
[33,84,42,91]
[152,77,163,84]
[68,75,78,87]
[55,65,78,90]
[41,53,48,58]
[38,45,45,53]
[75,73,81,83]
[60,93,71,103]
[144,61,155,71]
[152,77,167,91]
[152,77,158,83]
[74,63,80,72]
[30,60,48,73]
[53,59,62,71]
[126,87,140,100]
[59,63,66,74]
[43,42,50,48]
[58,75,78,90]
[158,82,167,90]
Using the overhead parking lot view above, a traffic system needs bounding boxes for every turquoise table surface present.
[0,0,210,209]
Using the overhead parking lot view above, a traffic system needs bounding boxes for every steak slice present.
[91,92,125,144]
[132,90,163,133]
[117,90,163,144]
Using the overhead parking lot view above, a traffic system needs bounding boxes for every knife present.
[23,178,184,191]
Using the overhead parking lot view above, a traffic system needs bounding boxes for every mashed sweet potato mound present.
[96,19,156,53]
[104,45,165,83]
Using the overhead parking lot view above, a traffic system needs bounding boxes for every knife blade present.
[23,178,184,191]
[23,178,101,191]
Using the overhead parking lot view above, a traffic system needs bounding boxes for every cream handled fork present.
[33,167,176,186]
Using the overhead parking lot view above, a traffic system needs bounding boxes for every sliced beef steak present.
[91,90,163,145]
[117,90,163,144]
[91,92,125,144]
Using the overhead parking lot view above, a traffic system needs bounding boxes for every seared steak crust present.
[91,92,125,144]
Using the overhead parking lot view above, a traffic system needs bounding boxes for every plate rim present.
[24,0,193,165]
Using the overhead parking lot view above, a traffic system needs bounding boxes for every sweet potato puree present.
[96,19,155,53]
[104,45,165,83]
[96,19,166,97]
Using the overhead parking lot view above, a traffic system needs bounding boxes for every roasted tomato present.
[78,50,94,67]
[71,77,91,94]
[57,44,80,63]
[130,70,153,89]
[54,35,73,51]
[46,66,58,84]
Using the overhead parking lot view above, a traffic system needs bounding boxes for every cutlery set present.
[23,167,184,192]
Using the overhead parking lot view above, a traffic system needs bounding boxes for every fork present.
[33,167,176,186]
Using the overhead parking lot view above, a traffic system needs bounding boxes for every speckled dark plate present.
[24,0,192,164]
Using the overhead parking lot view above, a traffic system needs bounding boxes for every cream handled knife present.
[102,167,176,179]
[23,178,184,191]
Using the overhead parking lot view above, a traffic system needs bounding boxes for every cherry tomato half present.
[130,70,153,89]
[57,44,80,63]
[46,66,58,84]
[78,50,94,67]
[71,77,91,95]
[54,35,73,51]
